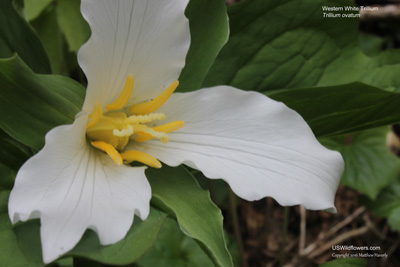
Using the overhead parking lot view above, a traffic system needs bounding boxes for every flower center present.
[86,75,183,168]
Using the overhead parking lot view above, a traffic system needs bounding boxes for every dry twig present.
[299,205,306,253]
[301,206,366,256]
[308,225,370,259]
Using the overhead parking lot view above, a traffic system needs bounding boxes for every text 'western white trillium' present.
[8,0,344,263]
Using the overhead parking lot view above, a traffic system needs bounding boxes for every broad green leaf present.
[320,257,367,267]
[321,128,400,199]
[0,129,32,189]
[138,218,214,267]
[147,166,233,267]
[268,83,400,137]
[388,210,400,232]
[0,0,51,74]
[67,207,167,265]
[56,0,90,53]
[0,190,44,267]
[0,129,31,172]
[358,33,385,57]
[138,218,240,267]
[0,164,16,191]
[0,55,85,150]
[24,0,53,21]
[364,176,400,231]
[202,0,400,92]
[193,171,230,206]
[12,0,25,17]
[31,6,67,75]
[13,220,44,266]
[177,0,229,92]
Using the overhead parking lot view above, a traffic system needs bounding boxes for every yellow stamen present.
[91,141,123,166]
[106,75,134,111]
[86,75,183,169]
[132,125,169,143]
[135,121,184,143]
[125,113,165,124]
[121,150,162,168]
[153,121,185,133]
[113,126,134,137]
[129,80,178,115]
[87,102,103,129]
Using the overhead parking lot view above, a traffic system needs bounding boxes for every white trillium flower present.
[8,0,344,264]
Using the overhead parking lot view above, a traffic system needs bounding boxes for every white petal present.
[8,116,151,263]
[132,86,343,211]
[78,0,190,112]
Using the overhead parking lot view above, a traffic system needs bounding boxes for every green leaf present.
[147,166,233,267]
[321,128,400,199]
[388,210,400,232]
[0,190,44,267]
[31,6,67,75]
[67,207,167,265]
[0,129,32,190]
[177,0,229,92]
[0,164,16,191]
[24,0,53,21]
[0,0,51,74]
[268,83,400,138]
[56,0,90,53]
[358,33,385,57]
[364,176,400,231]
[0,129,32,172]
[202,0,400,92]
[138,218,240,267]
[137,218,214,267]
[0,55,85,150]
[319,257,367,267]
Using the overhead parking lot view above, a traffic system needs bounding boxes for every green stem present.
[228,189,248,267]
[280,206,290,267]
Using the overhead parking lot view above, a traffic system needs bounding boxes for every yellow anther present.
[125,113,166,125]
[121,150,162,168]
[91,141,123,166]
[106,75,134,111]
[129,80,178,115]
[87,102,103,129]
[135,121,184,143]
[153,121,184,133]
[86,76,183,169]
